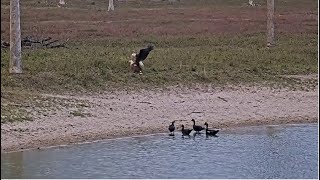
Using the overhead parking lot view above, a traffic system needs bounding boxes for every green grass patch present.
[1,90,92,123]
[69,110,92,117]
[1,34,318,93]
[1,105,32,123]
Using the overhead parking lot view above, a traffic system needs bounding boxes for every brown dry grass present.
[1,0,318,41]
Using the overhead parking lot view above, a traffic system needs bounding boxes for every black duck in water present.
[191,119,204,133]
[181,125,193,136]
[204,122,219,136]
[168,121,175,136]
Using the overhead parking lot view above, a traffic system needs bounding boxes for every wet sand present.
[1,85,318,153]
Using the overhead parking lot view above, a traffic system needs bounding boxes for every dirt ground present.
[1,81,318,153]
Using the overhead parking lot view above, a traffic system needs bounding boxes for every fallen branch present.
[43,39,59,47]
[22,36,42,46]
[41,37,52,44]
[137,101,152,104]
[48,43,66,48]
[1,36,68,49]
[218,96,228,102]
[46,38,69,48]
[188,111,203,115]
[174,100,185,103]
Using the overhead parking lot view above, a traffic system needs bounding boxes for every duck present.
[181,125,193,136]
[204,122,219,136]
[191,119,204,133]
[168,121,175,135]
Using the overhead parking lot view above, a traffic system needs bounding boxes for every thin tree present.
[267,0,275,47]
[248,0,255,6]
[9,0,22,74]
[108,0,114,11]
[59,0,65,5]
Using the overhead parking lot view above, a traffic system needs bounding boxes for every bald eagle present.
[129,53,143,74]
[129,45,154,74]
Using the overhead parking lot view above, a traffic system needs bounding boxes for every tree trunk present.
[108,0,114,11]
[267,0,275,47]
[59,0,65,5]
[248,0,255,6]
[9,0,22,74]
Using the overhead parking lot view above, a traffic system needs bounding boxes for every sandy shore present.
[1,85,318,153]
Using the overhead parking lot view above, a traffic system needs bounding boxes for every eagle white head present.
[131,53,137,60]
[129,53,137,65]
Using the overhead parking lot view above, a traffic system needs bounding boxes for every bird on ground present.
[168,121,175,136]
[136,44,154,63]
[181,125,193,136]
[204,122,219,136]
[129,53,142,74]
[191,119,204,133]
[130,44,154,74]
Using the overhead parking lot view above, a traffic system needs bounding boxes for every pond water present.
[1,123,318,179]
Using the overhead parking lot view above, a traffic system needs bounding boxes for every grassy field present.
[1,0,318,122]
